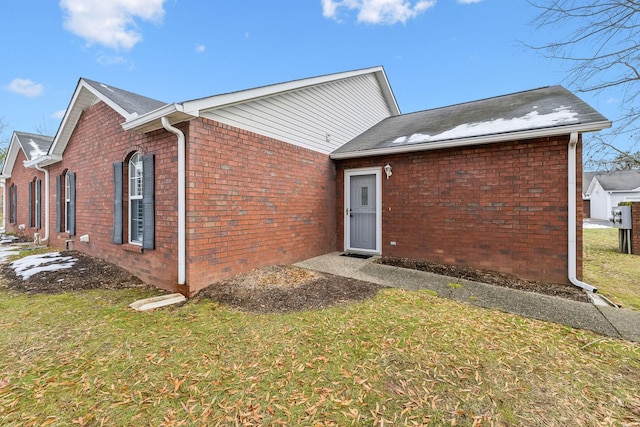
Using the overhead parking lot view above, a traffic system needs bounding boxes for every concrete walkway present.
[295,252,640,343]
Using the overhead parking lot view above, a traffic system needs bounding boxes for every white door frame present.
[344,167,382,254]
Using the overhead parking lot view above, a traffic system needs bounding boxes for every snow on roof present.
[28,139,47,158]
[392,106,579,145]
[332,85,610,158]
[10,252,77,281]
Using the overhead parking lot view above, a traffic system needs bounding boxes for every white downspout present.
[0,181,5,232]
[35,164,50,243]
[161,117,186,287]
[568,132,598,293]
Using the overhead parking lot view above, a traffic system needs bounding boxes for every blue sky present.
[0,0,627,153]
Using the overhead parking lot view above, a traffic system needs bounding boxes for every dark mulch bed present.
[0,243,589,312]
[195,265,386,313]
[378,257,590,303]
[0,250,152,294]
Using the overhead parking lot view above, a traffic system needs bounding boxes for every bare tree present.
[0,117,9,165]
[528,0,640,163]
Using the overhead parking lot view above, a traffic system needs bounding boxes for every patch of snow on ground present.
[10,252,77,280]
[0,246,21,263]
[584,223,612,229]
[393,107,579,144]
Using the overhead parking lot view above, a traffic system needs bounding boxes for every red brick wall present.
[632,203,640,255]
[45,102,180,293]
[336,135,582,284]
[4,149,46,239]
[184,118,336,294]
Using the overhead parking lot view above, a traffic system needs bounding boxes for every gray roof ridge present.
[180,65,388,105]
[399,85,558,117]
[80,77,167,115]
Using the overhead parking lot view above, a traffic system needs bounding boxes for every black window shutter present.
[68,172,76,236]
[36,179,42,229]
[12,185,17,225]
[113,162,123,244]
[28,183,33,228]
[142,155,155,250]
[56,175,62,232]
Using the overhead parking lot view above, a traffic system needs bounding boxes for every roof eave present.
[330,121,613,160]
[121,103,195,133]
[24,155,63,168]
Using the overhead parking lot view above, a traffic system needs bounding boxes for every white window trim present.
[128,153,144,245]
[64,171,71,233]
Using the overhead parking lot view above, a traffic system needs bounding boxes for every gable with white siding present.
[199,72,395,154]
[122,66,400,154]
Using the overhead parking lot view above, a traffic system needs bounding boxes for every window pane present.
[361,187,368,206]
[130,199,144,243]
[129,153,143,197]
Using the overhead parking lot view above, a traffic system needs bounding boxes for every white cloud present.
[52,109,66,119]
[96,52,127,66]
[322,0,436,24]
[4,78,44,97]
[195,44,206,53]
[60,0,166,50]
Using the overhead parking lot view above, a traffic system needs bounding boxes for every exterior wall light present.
[384,164,392,179]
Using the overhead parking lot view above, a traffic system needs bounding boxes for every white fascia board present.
[330,121,613,160]
[585,177,600,197]
[181,66,393,115]
[373,70,401,116]
[0,135,24,177]
[23,155,63,168]
[121,103,193,132]
[49,80,132,158]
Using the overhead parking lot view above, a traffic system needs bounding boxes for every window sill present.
[123,244,144,254]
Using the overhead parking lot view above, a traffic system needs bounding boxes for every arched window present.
[28,177,41,229]
[128,152,144,244]
[56,170,75,235]
[113,153,154,249]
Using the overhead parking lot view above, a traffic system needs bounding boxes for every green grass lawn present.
[1,287,639,426]
[583,227,640,311]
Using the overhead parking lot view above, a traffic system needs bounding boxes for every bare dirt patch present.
[0,250,152,294]
[378,257,590,303]
[195,265,386,313]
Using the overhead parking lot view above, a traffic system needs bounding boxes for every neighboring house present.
[1,131,54,237]
[583,170,640,220]
[0,67,611,295]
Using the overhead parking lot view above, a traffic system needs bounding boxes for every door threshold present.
[341,252,374,260]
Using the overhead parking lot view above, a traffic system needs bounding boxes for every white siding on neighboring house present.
[589,183,640,220]
[200,74,393,154]
[589,180,610,220]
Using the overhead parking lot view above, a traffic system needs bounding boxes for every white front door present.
[345,168,381,254]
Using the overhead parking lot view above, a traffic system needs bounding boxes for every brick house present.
[1,132,53,238]
[1,68,611,296]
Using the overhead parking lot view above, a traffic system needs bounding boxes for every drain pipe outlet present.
[161,117,186,286]
[568,132,597,293]
[35,164,50,244]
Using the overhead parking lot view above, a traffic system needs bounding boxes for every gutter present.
[567,132,597,293]
[161,117,187,288]
[23,154,62,168]
[0,180,4,232]
[34,164,50,243]
[330,121,612,160]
